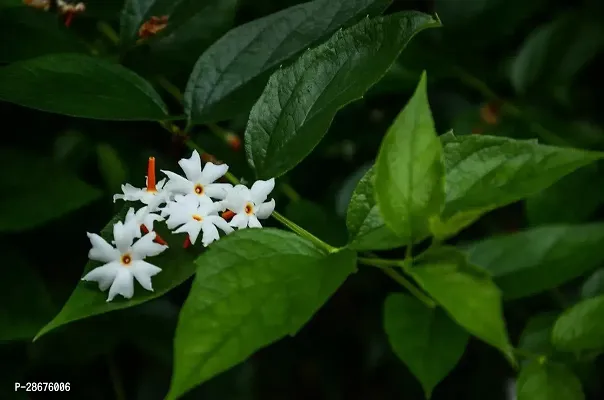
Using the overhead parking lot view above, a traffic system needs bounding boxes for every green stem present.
[513,348,546,362]
[382,268,436,308]
[107,355,126,400]
[97,21,120,46]
[357,256,405,269]
[272,211,336,252]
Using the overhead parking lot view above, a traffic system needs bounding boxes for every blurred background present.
[1,0,604,398]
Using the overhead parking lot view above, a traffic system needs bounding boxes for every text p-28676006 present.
[15,382,71,392]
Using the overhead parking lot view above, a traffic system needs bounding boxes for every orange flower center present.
[244,203,254,215]
[194,184,204,195]
[192,214,203,222]
[121,254,132,266]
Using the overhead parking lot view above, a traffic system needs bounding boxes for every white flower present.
[221,179,276,229]
[164,194,233,246]
[113,157,170,210]
[82,218,168,302]
[162,150,232,201]
[124,206,164,238]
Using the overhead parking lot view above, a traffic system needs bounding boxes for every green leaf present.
[551,295,604,352]
[436,134,603,237]
[0,148,102,232]
[0,249,55,341]
[168,229,356,399]
[510,13,604,94]
[526,164,604,226]
[0,54,169,120]
[245,12,440,179]
[96,143,128,192]
[518,313,559,355]
[411,247,515,364]
[119,0,160,47]
[467,224,604,300]
[384,294,468,398]
[285,199,348,247]
[185,0,393,124]
[374,72,445,243]
[0,7,86,63]
[581,269,604,299]
[346,167,404,250]
[517,361,585,400]
[34,207,199,341]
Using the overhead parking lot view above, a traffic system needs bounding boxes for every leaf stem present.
[272,211,336,252]
[107,355,126,400]
[97,21,120,46]
[382,268,436,308]
[357,256,405,269]
[513,348,546,362]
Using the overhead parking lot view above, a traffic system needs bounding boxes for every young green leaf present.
[34,208,199,341]
[384,294,468,398]
[581,269,604,299]
[436,134,603,238]
[245,12,440,179]
[411,247,515,365]
[467,223,604,300]
[518,313,559,355]
[551,295,604,352]
[96,143,128,192]
[346,167,405,250]
[374,71,444,243]
[185,0,392,124]
[0,7,86,63]
[517,361,585,400]
[168,229,356,400]
[0,54,169,120]
[0,148,102,232]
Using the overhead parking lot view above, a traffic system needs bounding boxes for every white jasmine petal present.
[200,222,220,246]
[230,213,249,229]
[130,260,162,291]
[107,268,135,301]
[82,262,120,290]
[250,178,275,204]
[178,150,203,182]
[200,162,229,183]
[205,215,234,235]
[255,199,276,219]
[204,183,232,200]
[113,221,135,253]
[87,232,120,262]
[131,231,168,259]
[162,170,194,192]
[248,215,262,228]
[222,185,249,214]
[174,221,203,244]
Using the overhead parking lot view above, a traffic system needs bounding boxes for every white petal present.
[124,208,142,239]
[174,221,203,244]
[162,170,193,193]
[113,183,143,202]
[178,150,203,182]
[142,212,163,232]
[248,215,262,228]
[255,199,275,219]
[250,178,275,204]
[82,262,120,291]
[131,232,168,259]
[156,178,167,190]
[200,162,228,184]
[223,185,250,213]
[113,221,135,253]
[87,232,120,262]
[200,222,220,247]
[229,213,249,229]
[206,215,234,235]
[205,183,232,200]
[130,260,162,292]
[107,268,134,302]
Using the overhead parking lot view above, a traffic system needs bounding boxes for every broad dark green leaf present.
[168,229,356,399]
[384,294,468,398]
[97,143,127,192]
[467,224,604,300]
[0,54,169,120]
[0,249,55,341]
[34,207,199,340]
[518,313,559,355]
[510,13,604,94]
[552,295,604,352]
[185,0,393,124]
[0,148,102,232]
[0,7,86,62]
[411,247,515,364]
[517,361,585,400]
[581,269,604,299]
[526,164,604,226]
[434,134,603,238]
[245,12,440,179]
[374,72,444,242]
[346,167,404,250]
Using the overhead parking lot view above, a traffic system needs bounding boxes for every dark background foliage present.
[1,0,603,399]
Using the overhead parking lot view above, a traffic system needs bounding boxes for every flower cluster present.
[83,150,276,302]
